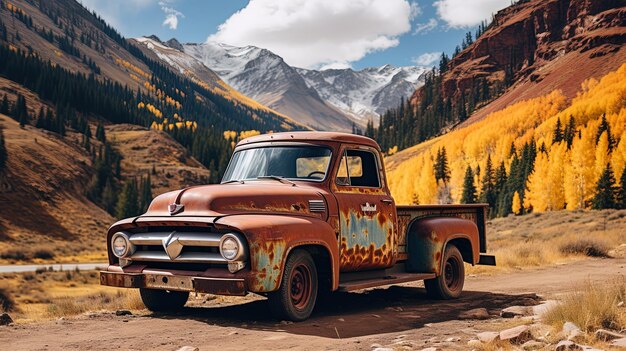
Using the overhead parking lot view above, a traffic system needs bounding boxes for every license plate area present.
[144,274,194,291]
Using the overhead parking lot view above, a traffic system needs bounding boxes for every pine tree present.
[592,163,618,209]
[552,117,563,144]
[595,114,615,150]
[101,178,117,214]
[479,155,496,208]
[0,94,8,115]
[115,178,139,219]
[139,174,153,212]
[95,122,106,142]
[434,147,451,183]
[564,115,576,149]
[461,166,477,204]
[0,127,7,172]
[619,166,626,209]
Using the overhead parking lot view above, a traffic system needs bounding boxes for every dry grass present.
[543,278,626,332]
[468,209,626,274]
[0,269,144,322]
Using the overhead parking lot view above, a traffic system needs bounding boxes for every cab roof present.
[236,131,381,150]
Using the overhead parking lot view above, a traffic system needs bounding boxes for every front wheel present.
[139,288,189,312]
[424,244,465,299]
[268,249,318,321]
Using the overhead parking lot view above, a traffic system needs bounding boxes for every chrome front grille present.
[127,231,227,264]
[308,200,326,212]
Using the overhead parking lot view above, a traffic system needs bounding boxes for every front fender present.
[214,214,339,293]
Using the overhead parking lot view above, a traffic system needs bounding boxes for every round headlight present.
[220,237,239,260]
[111,232,133,258]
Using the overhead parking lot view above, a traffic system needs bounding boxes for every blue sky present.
[80,0,509,70]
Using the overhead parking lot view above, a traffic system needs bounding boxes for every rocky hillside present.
[418,0,626,125]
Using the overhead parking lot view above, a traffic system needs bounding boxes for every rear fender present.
[405,217,479,275]
[214,214,339,293]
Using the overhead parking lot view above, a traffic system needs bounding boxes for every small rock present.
[370,343,383,349]
[595,328,625,341]
[521,340,546,350]
[0,313,13,326]
[501,306,530,318]
[556,340,580,351]
[459,308,490,320]
[115,310,132,316]
[499,325,531,344]
[467,340,482,348]
[385,306,403,312]
[176,347,199,351]
[532,300,558,317]
[612,338,626,347]
[444,337,460,342]
[617,301,624,307]
[420,348,438,351]
[279,320,292,325]
[476,331,499,343]
[337,318,345,322]
[563,321,583,340]
[372,348,394,351]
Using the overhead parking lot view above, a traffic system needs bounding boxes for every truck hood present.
[144,182,327,218]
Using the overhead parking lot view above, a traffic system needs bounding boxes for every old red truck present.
[101,132,495,321]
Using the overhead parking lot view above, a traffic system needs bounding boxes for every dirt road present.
[1,258,624,351]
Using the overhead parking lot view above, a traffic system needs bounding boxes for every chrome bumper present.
[100,271,247,296]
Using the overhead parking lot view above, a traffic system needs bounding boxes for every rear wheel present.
[139,288,189,312]
[425,245,465,299]
[268,249,318,321]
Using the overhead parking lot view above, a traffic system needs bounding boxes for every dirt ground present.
[0,258,624,351]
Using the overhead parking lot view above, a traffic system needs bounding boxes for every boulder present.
[595,328,625,341]
[476,331,499,343]
[459,308,490,320]
[499,325,532,344]
[556,340,581,351]
[0,313,13,326]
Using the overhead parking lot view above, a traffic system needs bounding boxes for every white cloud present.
[412,52,440,66]
[208,0,415,69]
[434,0,508,28]
[413,18,438,35]
[160,1,184,30]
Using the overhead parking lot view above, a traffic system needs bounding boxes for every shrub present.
[0,287,16,312]
[560,239,610,258]
[33,249,55,260]
[0,249,30,261]
[543,279,626,331]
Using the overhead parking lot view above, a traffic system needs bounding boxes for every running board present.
[338,273,436,292]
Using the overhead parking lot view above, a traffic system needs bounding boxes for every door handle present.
[381,199,393,204]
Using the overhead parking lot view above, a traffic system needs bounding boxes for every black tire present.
[268,249,318,321]
[139,288,189,312]
[424,245,465,299]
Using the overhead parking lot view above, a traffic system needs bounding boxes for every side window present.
[335,149,380,188]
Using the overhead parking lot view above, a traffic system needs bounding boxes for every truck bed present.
[396,204,489,254]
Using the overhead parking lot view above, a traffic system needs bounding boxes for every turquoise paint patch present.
[341,210,389,248]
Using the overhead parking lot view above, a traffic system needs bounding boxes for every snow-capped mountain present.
[135,36,427,131]
[297,65,427,123]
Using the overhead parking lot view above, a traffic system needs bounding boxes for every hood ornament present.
[168,203,184,215]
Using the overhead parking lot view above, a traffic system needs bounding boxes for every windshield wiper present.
[257,175,296,186]
[222,179,245,184]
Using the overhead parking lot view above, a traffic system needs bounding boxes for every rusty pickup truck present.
[101,132,495,321]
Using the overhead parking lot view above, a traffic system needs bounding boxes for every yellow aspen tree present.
[511,191,522,215]
[611,131,626,180]
[527,151,550,212]
[595,131,610,181]
[417,154,438,204]
[546,142,567,210]
[564,124,596,209]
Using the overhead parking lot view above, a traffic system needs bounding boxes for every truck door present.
[333,146,397,272]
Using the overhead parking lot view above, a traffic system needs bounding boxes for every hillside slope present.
[386,63,626,217]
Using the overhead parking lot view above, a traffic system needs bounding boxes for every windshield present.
[222,146,332,183]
